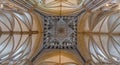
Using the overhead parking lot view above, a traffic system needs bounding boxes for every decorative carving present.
[43,16,77,49]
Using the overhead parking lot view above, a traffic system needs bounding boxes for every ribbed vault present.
[0,0,120,65]
[28,0,84,15]
[34,50,82,65]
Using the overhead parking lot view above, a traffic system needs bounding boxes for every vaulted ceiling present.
[0,0,120,65]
